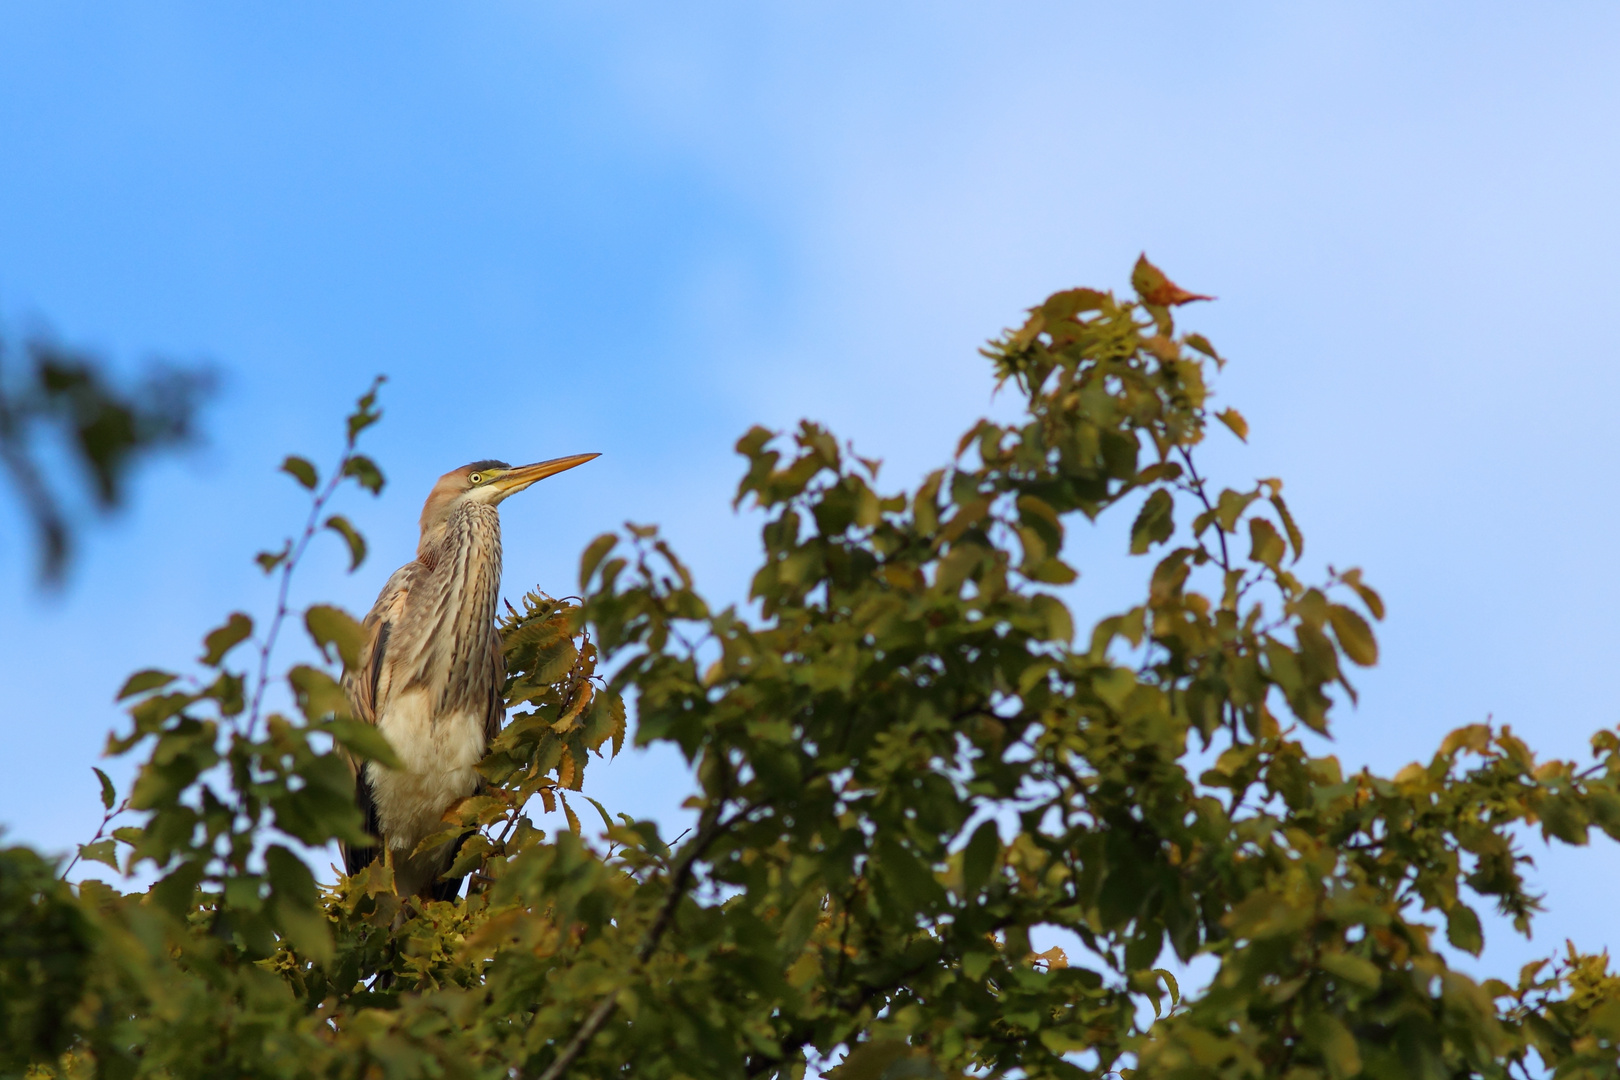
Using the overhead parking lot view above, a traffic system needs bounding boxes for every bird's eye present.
[469,473,483,485]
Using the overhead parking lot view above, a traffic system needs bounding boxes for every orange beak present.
[489,453,600,501]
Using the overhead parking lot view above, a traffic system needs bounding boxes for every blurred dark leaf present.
[324,515,367,571]
[92,767,115,811]
[281,455,318,490]
[0,328,214,584]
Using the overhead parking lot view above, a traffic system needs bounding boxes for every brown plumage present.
[341,454,599,900]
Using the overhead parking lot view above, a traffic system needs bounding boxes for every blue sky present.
[3,1,1619,984]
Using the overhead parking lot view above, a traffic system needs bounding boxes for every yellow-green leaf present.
[306,604,366,670]
[1328,604,1378,666]
[201,613,254,667]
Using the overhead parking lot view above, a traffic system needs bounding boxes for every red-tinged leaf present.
[1131,254,1214,307]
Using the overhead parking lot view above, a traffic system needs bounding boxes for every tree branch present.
[528,800,741,1080]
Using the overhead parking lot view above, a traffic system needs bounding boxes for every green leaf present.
[1031,594,1074,643]
[265,845,332,964]
[582,795,615,832]
[76,839,118,870]
[92,767,116,810]
[1184,332,1222,361]
[201,612,254,667]
[1328,604,1378,666]
[1447,903,1484,956]
[346,377,385,444]
[1339,566,1384,619]
[323,515,367,572]
[875,834,946,914]
[830,1040,911,1080]
[263,844,317,908]
[255,542,290,575]
[1153,967,1181,1006]
[117,668,176,701]
[306,604,366,670]
[1319,950,1381,990]
[287,665,350,722]
[280,455,318,490]
[579,533,618,590]
[343,454,385,494]
[328,716,401,768]
[1303,1013,1362,1080]
[1130,489,1175,554]
[961,820,999,898]
[582,687,627,756]
[1539,794,1589,845]
[1248,517,1285,568]
[150,859,206,919]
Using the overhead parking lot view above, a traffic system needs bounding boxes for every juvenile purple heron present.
[341,454,599,900]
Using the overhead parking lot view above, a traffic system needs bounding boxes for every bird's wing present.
[343,562,417,728]
[484,626,507,747]
[340,561,418,877]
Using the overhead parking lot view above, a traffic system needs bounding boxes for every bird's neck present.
[432,504,503,615]
[424,501,505,670]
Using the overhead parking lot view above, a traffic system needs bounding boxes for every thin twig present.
[244,455,354,740]
[60,797,131,881]
[1176,444,1229,572]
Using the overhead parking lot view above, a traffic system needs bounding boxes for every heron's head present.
[418,454,599,555]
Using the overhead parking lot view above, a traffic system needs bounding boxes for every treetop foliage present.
[5,258,1620,1079]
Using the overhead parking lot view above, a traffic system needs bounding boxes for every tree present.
[5,258,1620,1079]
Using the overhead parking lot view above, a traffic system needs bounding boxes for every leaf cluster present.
[6,263,1620,1080]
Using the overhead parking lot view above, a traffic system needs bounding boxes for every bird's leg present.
[381,847,415,933]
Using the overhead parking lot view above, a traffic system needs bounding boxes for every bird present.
[340,454,599,900]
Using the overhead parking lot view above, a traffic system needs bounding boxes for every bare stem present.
[244,452,354,741]
[1177,444,1230,573]
[59,797,131,881]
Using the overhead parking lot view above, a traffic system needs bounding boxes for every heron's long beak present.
[491,453,601,500]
